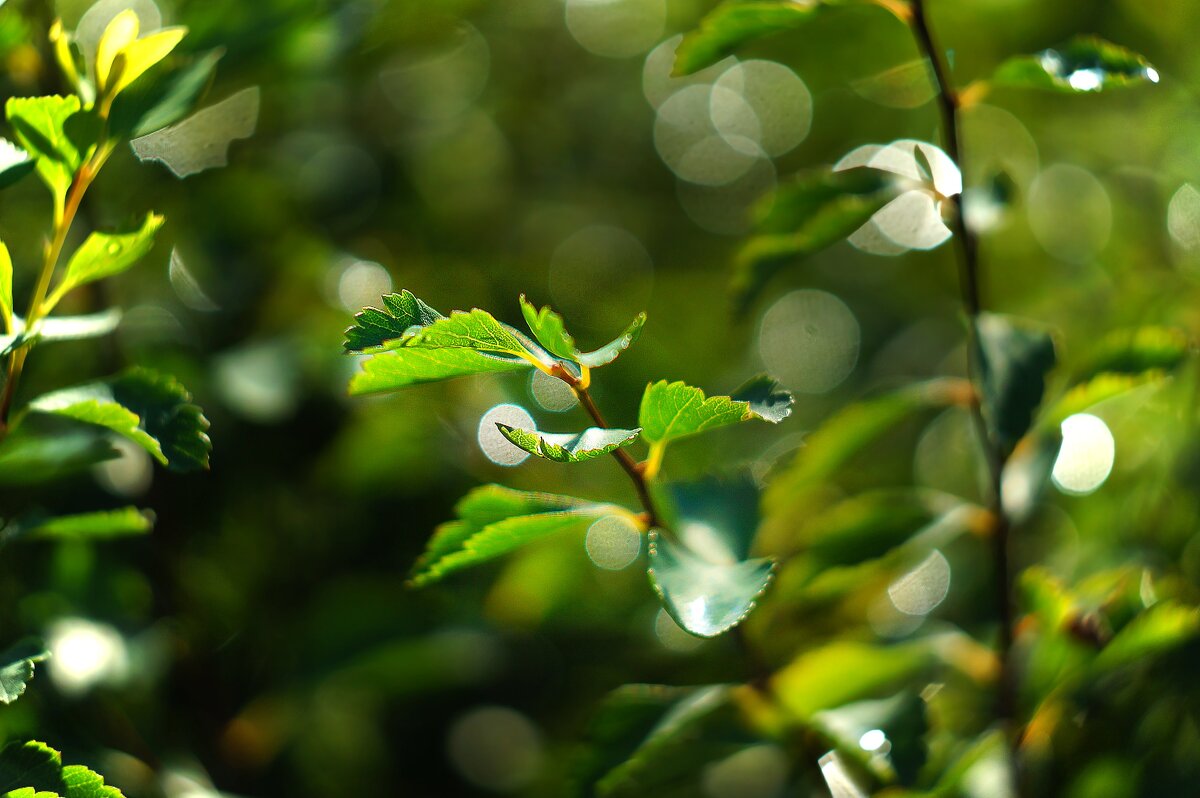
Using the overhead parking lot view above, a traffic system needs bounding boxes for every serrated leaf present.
[994,36,1160,93]
[733,168,891,312]
[1094,602,1200,674]
[648,530,774,637]
[578,313,647,369]
[0,640,48,704]
[638,379,791,449]
[5,95,93,200]
[674,0,822,76]
[772,641,931,718]
[0,741,62,794]
[59,765,124,798]
[343,290,443,353]
[410,484,622,586]
[975,313,1056,453]
[48,212,164,305]
[25,367,210,472]
[497,424,640,463]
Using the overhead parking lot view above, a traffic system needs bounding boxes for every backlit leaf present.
[0,240,11,330]
[520,294,577,361]
[130,86,260,178]
[11,507,154,543]
[111,48,223,138]
[1075,326,1190,381]
[638,379,792,448]
[674,0,822,76]
[994,36,1160,93]
[49,212,164,305]
[343,290,443,353]
[0,640,48,704]
[772,641,931,718]
[0,139,35,190]
[578,313,647,369]
[975,313,1056,453]
[6,95,91,200]
[497,425,640,463]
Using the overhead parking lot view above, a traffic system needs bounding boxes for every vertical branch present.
[908,0,1020,787]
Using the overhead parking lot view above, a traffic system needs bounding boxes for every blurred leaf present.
[674,0,823,76]
[1041,372,1165,428]
[975,313,1056,453]
[1094,602,1200,674]
[130,86,260,178]
[0,140,35,190]
[0,239,10,330]
[108,26,187,98]
[111,48,225,138]
[25,367,210,472]
[647,530,774,637]
[6,95,91,200]
[0,416,117,485]
[11,507,154,543]
[772,641,931,718]
[733,168,891,313]
[639,379,792,449]
[48,212,164,304]
[1076,326,1190,381]
[800,490,947,566]
[31,309,123,343]
[410,484,622,586]
[497,424,640,463]
[0,640,48,704]
[994,36,1160,93]
[343,290,443,353]
[813,692,928,785]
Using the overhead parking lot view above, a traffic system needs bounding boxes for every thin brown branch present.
[573,385,664,530]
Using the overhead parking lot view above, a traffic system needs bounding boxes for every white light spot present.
[477,404,535,466]
[564,0,666,59]
[1028,164,1111,264]
[585,516,642,570]
[94,438,153,498]
[702,744,789,798]
[642,34,735,109]
[654,608,704,652]
[47,618,129,696]
[714,60,812,157]
[214,341,300,424]
[1168,183,1200,251]
[529,369,578,412]
[1067,69,1103,92]
[818,751,867,798]
[683,597,708,630]
[447,706,544,792]
[858,729,888,752]
[1052,413,1115,495]
[1147,67,1161,83]
[335,258,393,313]
[758,290,860,394]
[654,84,765,186]
[888,550,951,616]
[854,189,952,253]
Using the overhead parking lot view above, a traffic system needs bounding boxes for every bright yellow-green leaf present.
[5,95,90,201]
[95,10,140,93]
[0,241,11,331]
[48,212,164,305]
[109,27,186,96]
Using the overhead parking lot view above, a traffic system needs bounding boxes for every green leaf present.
[799,490,948,566]
[343,290,443,353]
[32,310,123,343]
[350,347,534,394]
[1041,372,1164,428]
[111,48,225,138]
[1075,326,1190,381]
[772,641,931,718]
[975,313,1056,453]
[1094,602,1200,674]
[0,416,117,486]
[731,375,793,423]
[648,531,774,638]
[520,294,578,361]
[674,0,823,76]
[58,765,124,798]
[410,484,624,586]
[25,367,210,472]
[0,139,35,190]
[733,168,891,313]
[994,36,1160,93]
[0,741,62,794]
[49,212,164,304]
[638,379,792,449]
[0,640,49,705]
[0,240,11,330]
[578,313,647,369]
[13,508,154,543]
[496,424,640,463]
[5,96,92,200]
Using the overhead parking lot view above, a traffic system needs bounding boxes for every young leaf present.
[578,312,647,368]
[496,424,640,463]
[994,36,1160,93]
[48,212,164,305]
[6,95,90,200]
[975,313,1056,453]
[519,294,578,362]
[638,379,793,449]
[343,290,443,353]
[674,0,823,76]
[0,240,11,331]
[410,484,625,586]
[108,26,187,98]
[24,367,210,472]
[0,139,35,189]
[647,530,774,637]
[0,639,49,704]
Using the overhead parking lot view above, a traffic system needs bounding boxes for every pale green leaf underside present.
[647,531,774,638]
[410,484,622,586]
[0,640,49,705]
[497,424,640,463]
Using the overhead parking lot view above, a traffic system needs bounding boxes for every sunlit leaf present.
[9,507,154,543]
[108,26,187,97]
[520,294,578,361]
[0,640,48,704]
[49,212,164,305]
[6,95,92,200]
[32,310,123,343]
[0,741,62,794]
[111,48,224,138]
[994,36,1160,93]
[130,86,261,178]
[1042,372,1164,428]
[638,379,792,448]
[25,367,210,472]
[579,313,647,369]
[772,641,931,718]
[0,138,35,189]
[648,530,774,638]
[95,10,140,93]
[343,290,443,353]
[733,168,890,312]
[1094,602,1200,674]
[1075,326,1190,381]
[0,416,117,486]
[975,313,1056,453]
[674,0,822,76]
[497,424,640,463]
[410,484,624,586]
[0,240,11,331]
